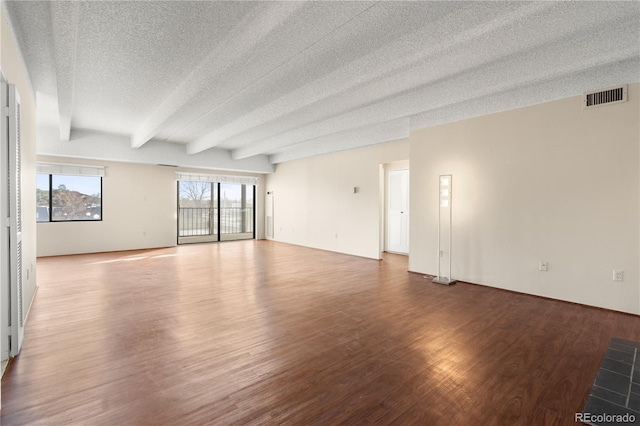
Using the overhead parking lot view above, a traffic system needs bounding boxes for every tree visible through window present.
[180,181,211,208]
[37,174,102,222]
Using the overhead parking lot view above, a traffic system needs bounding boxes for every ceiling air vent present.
[583,84,627,109]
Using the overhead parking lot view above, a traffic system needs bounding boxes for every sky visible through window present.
[36,173,48,192]
[54,175,101,195]
[220,183,253,202]
[37,174,101,196]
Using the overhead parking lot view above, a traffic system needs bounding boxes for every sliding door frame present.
[177,180,255,245]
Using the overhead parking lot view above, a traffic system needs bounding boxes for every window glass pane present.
[36,174,50,222]
[51,175,102,221]
[245,184,254,206]
[243,185,254,234]
[220,183,240,236]
[220,183,241,207]
[219,184,254,238]
[179,181,213,236]
[179,181,212,206]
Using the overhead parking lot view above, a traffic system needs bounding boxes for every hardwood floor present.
[2,240,639,425]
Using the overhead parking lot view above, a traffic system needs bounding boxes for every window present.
[37,174,102,222]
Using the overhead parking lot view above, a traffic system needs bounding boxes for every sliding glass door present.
[178,180,254,244]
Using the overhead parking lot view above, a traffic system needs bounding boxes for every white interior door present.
[387,169,409,254]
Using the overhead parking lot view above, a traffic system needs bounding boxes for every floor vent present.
[583,84,627,109]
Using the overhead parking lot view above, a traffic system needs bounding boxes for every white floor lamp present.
[432,174,456,285]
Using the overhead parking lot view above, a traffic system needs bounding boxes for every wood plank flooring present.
[2,240,639,425]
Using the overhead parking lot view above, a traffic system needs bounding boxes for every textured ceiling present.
[4,1,640,171]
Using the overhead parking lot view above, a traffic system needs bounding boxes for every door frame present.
[383,161,410,255]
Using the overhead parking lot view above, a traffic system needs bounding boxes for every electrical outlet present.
[539,261,548,272]
[613,270,623,281]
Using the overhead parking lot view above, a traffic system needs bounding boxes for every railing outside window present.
[178,207,214,236]
[179,207,253,237]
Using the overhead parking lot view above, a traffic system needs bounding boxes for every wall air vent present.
[583,84,627,109]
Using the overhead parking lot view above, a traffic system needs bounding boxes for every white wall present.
[265,140,409,259]
[37,156,265,256]
[410,83,640,314]
[1,4,38,328]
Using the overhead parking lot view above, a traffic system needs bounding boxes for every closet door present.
[1,82,24,357]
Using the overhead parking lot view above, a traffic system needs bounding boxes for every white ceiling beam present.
[49,1,81,141]
[268,118,410,164]
[232,19,640,160]
[187,2,556,156]
[7,0,638,167]
[269,58,640,165]
[38,127,274,174]
[182,2,379,155]
[409,58,640,133]
[130,2,306,149]
[35,58,637,170]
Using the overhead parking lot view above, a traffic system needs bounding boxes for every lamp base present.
[432,276,456,285]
